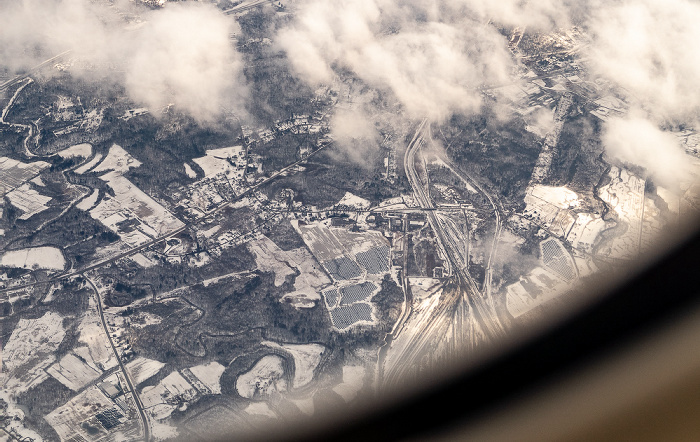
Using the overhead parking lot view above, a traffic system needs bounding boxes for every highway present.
[86,277,150,442]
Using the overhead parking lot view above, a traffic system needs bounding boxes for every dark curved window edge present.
[246,224,700,442]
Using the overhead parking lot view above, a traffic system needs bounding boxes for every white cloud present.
[587,0,700,122]
[277,0,547,121]
[330,107,381,165]
[0,0,245,123]
[602,115,690,187]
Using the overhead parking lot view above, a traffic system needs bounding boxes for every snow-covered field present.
[141,371,197,420]
[333,191,371,210]
[0,246,66,270]
[189,362,226,395]
[184,163,197,178]
[58,143,92,159]
[192,145,245,179]
[2,312,66,393]
[263,341,325,388]
[46,352,101,391]
[235,355,287,399]
[90,171,184,246]
[78,295,118,371]
[126,357,165,385]
[91,144,142,174]
[249,234,330,308]
[76,188,100,211]
[506,266,572,318]
[244,402,276,418]
[0,156,49,197]
[248,235,296,286]
[6,183,52,219]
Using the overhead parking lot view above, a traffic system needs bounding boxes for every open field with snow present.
[188,362,226,395]
[2,312,66,394]
[126,357,165,386]
[58,143,92,159]
[236,355,287,399]
[78,295,118,371]
[193,145,245,180]
[45,386,125,441]
[7,183,52,219]
[141,371,198,420]
[91,144,142,174]
[263,341,325,389]
[0,246,66,270]
[248,234,331,307]
[90,171,184,246]
[0,157,49,197]
[524,185,578,237]
[332,365,366,402]
[46,352,102,391]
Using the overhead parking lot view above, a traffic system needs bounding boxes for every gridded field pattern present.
[340,282,377,305]
[540,238,576,282]
[323,288,339,308]
[330,303,373,329]
[323,257,362,280]
[0,157,49,197]
[355,245,390,274]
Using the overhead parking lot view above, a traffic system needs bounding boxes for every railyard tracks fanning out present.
[383,118,507,389]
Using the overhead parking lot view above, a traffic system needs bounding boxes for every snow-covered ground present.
[126,357,165,386]
[249,234,330,308]
[189,362,226,395]
[597,167,645,260]
[90,171,184,247]
[78,295,118,371]
[244,402,277,419]
[91,144,142,174]
[334,191,371,210]
[7,183,52,219]
[193,145,245,179]
[2,312,66,394]
[141,371,197,420]
[46,352,102,391]
[263,341,325,389]
[235,355,287,399]
[0,391,43,441]
[0,246,66,270]
[184,163,197,178]
[76,188,100,211]
[45,386,117,441]
[58,143,93,159]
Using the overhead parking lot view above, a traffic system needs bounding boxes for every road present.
[86,277,150,442]
[0,142,332,296]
